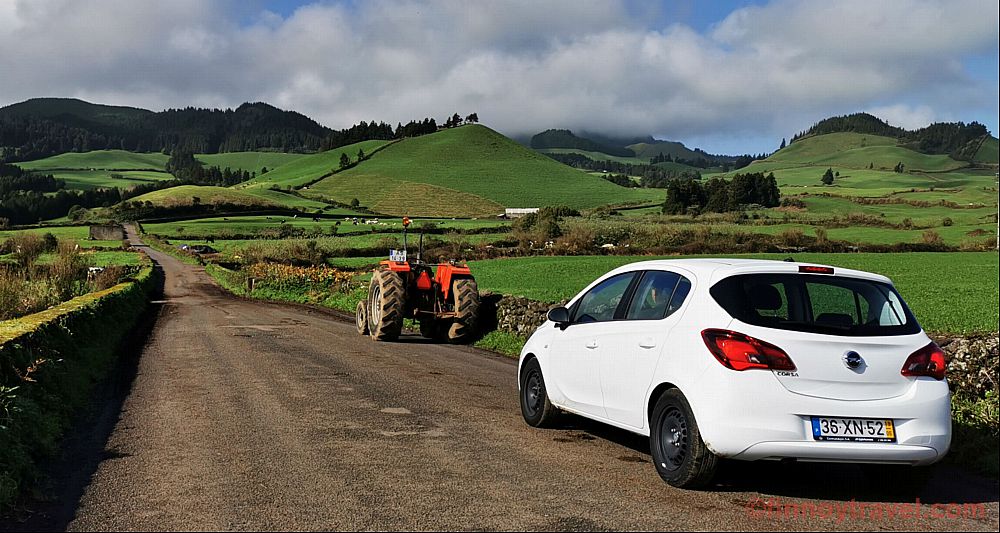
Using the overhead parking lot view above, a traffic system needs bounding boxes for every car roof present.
[606,258,892,284]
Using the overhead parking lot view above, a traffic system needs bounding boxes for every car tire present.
[519,358,559,428]
[649,389,718,489]
[356,300,369,336]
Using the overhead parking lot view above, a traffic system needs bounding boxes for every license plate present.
[811,417,895,443]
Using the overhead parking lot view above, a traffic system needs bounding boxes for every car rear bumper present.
[689,369,951,465]
[732,441,942,465]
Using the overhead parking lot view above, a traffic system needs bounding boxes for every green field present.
[142,214,509,238]
[195,152,308,173]
[468,252,999,334]
[241,140,393,190]
[240,189,333,211]
[45,169,175,189]
[0,225,123,248]
[307,125,662,217]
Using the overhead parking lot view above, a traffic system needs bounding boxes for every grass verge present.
[0,265,159,508]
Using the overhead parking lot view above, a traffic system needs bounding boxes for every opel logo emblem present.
[843,351,864,370]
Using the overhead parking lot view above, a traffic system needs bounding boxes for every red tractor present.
[356,217,480,343]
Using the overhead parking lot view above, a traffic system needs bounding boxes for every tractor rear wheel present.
[447,278,480,343]
[368,270,405,341]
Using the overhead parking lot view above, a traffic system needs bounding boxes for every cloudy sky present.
[0,0,996,154]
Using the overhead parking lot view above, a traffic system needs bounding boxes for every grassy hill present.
[45,170,175,190]
[974,136,999,164]
[129,185,284,209]
[0,97,151,123]
[627,140,704,161]
[306,125,662,217]
[771,133,968,172]
[536,148,648,165]
[241,140,392,190]
[17,150,168,171]
[196,152,309,174]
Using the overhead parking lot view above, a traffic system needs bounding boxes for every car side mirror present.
[547,306,571,327]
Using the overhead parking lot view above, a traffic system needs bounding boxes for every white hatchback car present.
[518,259,950,488]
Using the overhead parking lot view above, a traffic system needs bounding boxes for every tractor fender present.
[435,264,472,301]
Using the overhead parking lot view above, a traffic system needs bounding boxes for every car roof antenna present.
[783,256,795,262]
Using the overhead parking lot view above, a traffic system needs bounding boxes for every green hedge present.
[0,266,159,508]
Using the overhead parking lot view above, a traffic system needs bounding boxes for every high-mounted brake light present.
[901,342,946,380]
[799,265,835,274]
[701,329,796,372]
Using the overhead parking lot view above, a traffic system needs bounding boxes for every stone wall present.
[936,335,999,398]
[89,224,124,241]
[479,293,565,337]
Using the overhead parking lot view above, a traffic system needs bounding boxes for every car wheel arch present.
[646,382,680,427]
[519,353,538,382]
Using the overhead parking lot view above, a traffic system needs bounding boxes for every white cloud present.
[867,104,941,131]
[0,0,996,152]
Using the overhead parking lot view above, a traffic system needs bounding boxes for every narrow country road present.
[9,227,998,531]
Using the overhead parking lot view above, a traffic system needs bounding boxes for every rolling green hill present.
[974,136,999,164]
[17,150,168,171]
[0,97,151,123]
[195,152,308,173]
[241,140,392,190]
[627,140,704,161]
[306,125,662,217]
[536,148,648,165]
[129,185,284,209]
[45,170,175,190]
[771,133,967,172]
[529,129,634,157]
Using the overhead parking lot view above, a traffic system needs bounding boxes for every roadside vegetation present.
[1,262,157,508]
[1,233,142,321]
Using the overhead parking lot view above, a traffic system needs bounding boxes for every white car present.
[518,259,950,489]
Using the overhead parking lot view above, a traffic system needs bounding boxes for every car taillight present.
[901,342,946,380]
[701,329,796,372]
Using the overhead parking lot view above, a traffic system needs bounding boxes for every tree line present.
[0,98,482,163]
[662,172,780,215]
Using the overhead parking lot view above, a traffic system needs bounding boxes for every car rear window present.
[710,273,921,336]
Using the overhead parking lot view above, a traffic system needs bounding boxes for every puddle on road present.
[553,433,597,444]
[380,428,448,438]
[220,324,296,332]
[381,407,412,415]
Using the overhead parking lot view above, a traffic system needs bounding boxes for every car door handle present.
[585,340,599,349]
[639,337,657,349]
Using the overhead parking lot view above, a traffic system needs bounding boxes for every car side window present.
[625,271,682,320]
[572,273,636,324]
[665,275,691,317]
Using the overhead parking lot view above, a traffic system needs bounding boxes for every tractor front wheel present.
[447,278,480,343]
[356,300,369,335]
[368,270,405,341]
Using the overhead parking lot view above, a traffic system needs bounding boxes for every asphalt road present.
[7,230,998,531]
